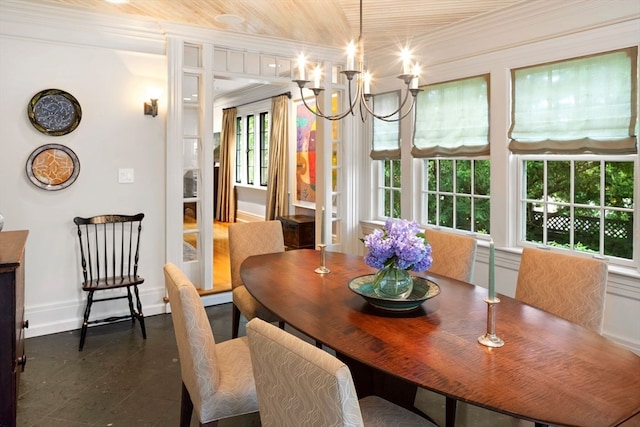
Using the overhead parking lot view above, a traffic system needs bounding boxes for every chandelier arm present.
[359,100,367,122]
[298,87,328,118]
[298,78,361,121]
[363,85,414,120]
[360,94,418,122]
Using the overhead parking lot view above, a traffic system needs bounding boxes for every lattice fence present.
[526,212,632,259]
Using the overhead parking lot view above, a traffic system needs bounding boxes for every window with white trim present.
[414,75,491,233]
[378,160,402,219]
[371,91,401,219]
[511,48,637,264]
[259,112,269,186]
[235,116,242,184]
[422,159,491,233]
[235,109,270,187]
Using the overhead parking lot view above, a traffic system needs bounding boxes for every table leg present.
[446,397,457,427]
[336,353,417,410]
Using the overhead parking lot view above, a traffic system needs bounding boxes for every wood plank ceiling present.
[20,0,523,52]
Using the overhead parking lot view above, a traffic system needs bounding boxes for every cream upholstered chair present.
[164,263,258,427]
[516,247,608,333]
[425,228,477,282]
[228,220,285,338]
[246,318,436,427]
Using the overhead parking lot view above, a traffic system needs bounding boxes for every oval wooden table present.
[240,249,640,427]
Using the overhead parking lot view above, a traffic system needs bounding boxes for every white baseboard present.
[24,287,232,338]
[235,211,264,223]
[602,332,640,355]
[202,291,232,306]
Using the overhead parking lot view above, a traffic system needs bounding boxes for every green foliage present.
[523,159,634,259]
[425,159,490,233]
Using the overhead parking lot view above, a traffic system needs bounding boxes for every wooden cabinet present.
[278,215,315,249]
[0,230,28,427]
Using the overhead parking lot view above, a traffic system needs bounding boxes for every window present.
[520,157,634,260]
[235,110,270,187]
[371,92,401,219]
[260,112,269,186]
[422,159,490,233]
[413,75,490,232]
[379,160,402,219]
[246,115,255,184]
[511,48,637,263]
[235,116,242,184]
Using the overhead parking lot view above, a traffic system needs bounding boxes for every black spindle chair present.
[73,213,146,351]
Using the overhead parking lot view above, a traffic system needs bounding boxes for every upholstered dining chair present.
[228,220,285,338]
[516,247,608,333]
[246,318,436,427]
[164,263,258,427]
[425,228,477,283]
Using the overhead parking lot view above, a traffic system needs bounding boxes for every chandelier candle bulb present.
[364,71,371,94]
[411,63,421,89]
[297,54,306,80]
[347,41,356,71]
[313,65,321,88]
[489,240,496,300]
[402,48,411,75]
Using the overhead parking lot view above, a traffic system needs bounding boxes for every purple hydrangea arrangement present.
[363,218,433,272]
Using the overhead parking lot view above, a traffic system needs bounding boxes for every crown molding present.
[0,0,343,64]
[0,0,162,54]
[161,22,344,64]
[366,0,640,76]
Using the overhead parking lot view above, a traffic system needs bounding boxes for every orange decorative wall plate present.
[26,144,80,190]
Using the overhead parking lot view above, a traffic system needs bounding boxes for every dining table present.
[240,249,640,427]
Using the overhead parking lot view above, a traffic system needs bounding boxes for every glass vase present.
[373,265,413,299]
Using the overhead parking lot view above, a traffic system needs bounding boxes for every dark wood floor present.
[17,304,532,427]
[17,304,261,427]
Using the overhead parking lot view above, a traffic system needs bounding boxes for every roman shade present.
[412,75,490,158]
[508,48,638,155]
[370,91,401,160]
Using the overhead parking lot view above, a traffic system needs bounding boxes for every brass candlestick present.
[314,244,330,274]
[478,297,504,348]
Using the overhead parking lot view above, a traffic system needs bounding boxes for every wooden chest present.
[278,215,315,249]
[0,230,28,427]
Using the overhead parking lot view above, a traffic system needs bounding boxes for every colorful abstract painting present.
[295,100,316,205]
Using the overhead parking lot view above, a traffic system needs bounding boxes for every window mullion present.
[542,160,548,245]
[599,159,606,256]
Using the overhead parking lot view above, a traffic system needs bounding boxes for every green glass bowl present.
[348,274,440,312]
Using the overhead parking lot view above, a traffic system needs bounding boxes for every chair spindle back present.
[74,213,144,286]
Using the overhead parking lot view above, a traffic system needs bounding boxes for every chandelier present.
[292,0,422,122]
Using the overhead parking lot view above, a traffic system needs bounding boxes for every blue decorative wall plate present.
[28,89,82,136]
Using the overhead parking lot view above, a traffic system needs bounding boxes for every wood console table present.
[0,230,29,427]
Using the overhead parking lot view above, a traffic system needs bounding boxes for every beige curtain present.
[216,108,237,222]
[265,95,289,220]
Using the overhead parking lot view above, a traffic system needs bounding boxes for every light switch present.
[118,168,135,184]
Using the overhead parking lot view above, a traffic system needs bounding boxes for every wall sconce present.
[144,99,158,117]
[144,87,162,117]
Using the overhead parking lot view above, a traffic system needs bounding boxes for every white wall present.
[0,11,169,337]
